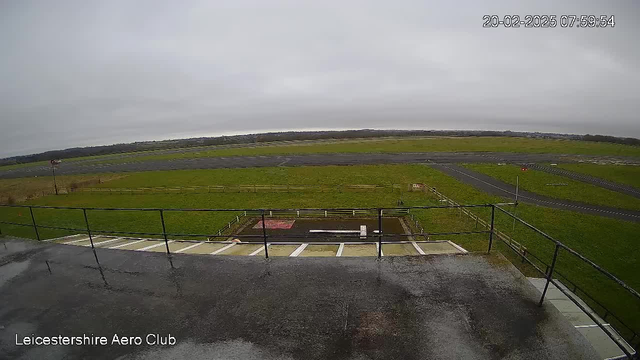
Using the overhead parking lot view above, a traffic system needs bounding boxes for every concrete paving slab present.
[95,237,134,248]
[549,298,585,314]
[340,243,377,257]
[61,237,92,246]
[50,234,87,243]
[146,241,194,253]
[267,244,299,256]
[300,244,339,257]
[563,312,597,326]
[528,277,635,359]
[217,243,263,256]
[382,243,419,256]
[180,241,228,254]
[116,239,159,250]
[78,236,114,247]
[577,326,630,359]
[418,241,462,254]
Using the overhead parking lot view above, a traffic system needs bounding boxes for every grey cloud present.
[0,0,638,157]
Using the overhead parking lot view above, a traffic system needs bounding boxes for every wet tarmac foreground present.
[0,237,598,360]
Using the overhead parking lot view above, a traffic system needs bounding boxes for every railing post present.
[261,211,269,259]
[487,205,495,253]
[377,208,383,259]
[82,209,94,249]
[159,210,170,255]
[29,206,40,241]
[539,244,561,306]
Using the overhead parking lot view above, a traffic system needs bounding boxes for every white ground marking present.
[336,243,345,257]
[290,243,309,257]
[44,234,82,242]
[447,241,469,254]
[89,237,123,247]
[210,243,235,255]
[574,324,611,328]
[175,242,204,253]
[249,244,270,256]
[411,241,426,255]
[137,241,173,251]
[109,239,146,249]
[62,237,90,245]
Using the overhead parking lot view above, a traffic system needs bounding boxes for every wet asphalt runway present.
[0,152,618,179]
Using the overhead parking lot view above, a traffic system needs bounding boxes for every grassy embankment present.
[464,163,640,211]
[0,164,639,338]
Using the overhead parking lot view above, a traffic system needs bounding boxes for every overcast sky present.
[1,0,639,157]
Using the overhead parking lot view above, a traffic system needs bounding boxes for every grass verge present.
[464,163,640,211]
[557,163,640,189]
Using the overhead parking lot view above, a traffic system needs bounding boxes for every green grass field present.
[91,136,640,165]
[3,136,637,170]
[557,163,640,189]
[1,164,639,339]
[464,163,640,211]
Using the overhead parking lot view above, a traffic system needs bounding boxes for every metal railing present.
[426,186,638,358]
[494,205,639,359]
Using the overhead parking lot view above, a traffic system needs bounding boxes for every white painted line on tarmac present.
[336,243,345,257]
[109,239,146,249]
[210,243,235,255]
[62,237,90,245]
[89,237,123,247]
[137,241,173,251]
[447,241,469,254]
[412,241,426,255]
[290,243,308,257]
[249,244,270,256]
[175,242,204,253]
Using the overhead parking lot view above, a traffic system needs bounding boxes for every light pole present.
[50,160,60,195]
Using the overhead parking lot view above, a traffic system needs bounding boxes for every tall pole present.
[377,208,383,259]
[82,209,95,249]
[487,205,495,253]
[160,210,170,255]
[512,175,519,231]
[29,206,40,241]
[539,244,560,306]
[52,165,59,195]
[261,211,269,259]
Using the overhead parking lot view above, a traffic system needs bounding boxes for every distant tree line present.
[1,129,637,167]
[582,134,640,146]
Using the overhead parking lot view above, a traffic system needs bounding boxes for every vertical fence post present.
[159,210,170,255]
[261,211,269,259]
[539,244,561,306]
[29,206,40,241]
[377,208,383,259]
[82,209,94,249]
[487,205,495,254]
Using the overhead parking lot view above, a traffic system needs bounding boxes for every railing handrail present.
[0,203,506,212]
[495,205,640,302]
